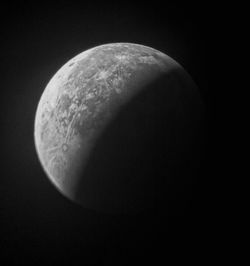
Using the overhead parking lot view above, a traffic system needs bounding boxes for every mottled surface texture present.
[34,43,201,212]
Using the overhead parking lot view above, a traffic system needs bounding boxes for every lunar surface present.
[34,43,203,213]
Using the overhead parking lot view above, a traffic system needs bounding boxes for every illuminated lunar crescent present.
[34,43,203,213]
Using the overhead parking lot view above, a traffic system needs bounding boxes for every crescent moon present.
[34,43,203,213]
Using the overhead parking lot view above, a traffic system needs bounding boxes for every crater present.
[62,144,68,152]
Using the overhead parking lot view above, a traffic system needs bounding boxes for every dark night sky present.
[0,2,216,265]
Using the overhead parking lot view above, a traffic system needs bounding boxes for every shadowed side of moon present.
[71,67,205,213]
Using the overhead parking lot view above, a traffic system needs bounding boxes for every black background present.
[0,2,216,265]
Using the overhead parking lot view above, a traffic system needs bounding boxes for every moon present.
[34,43,204,213]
